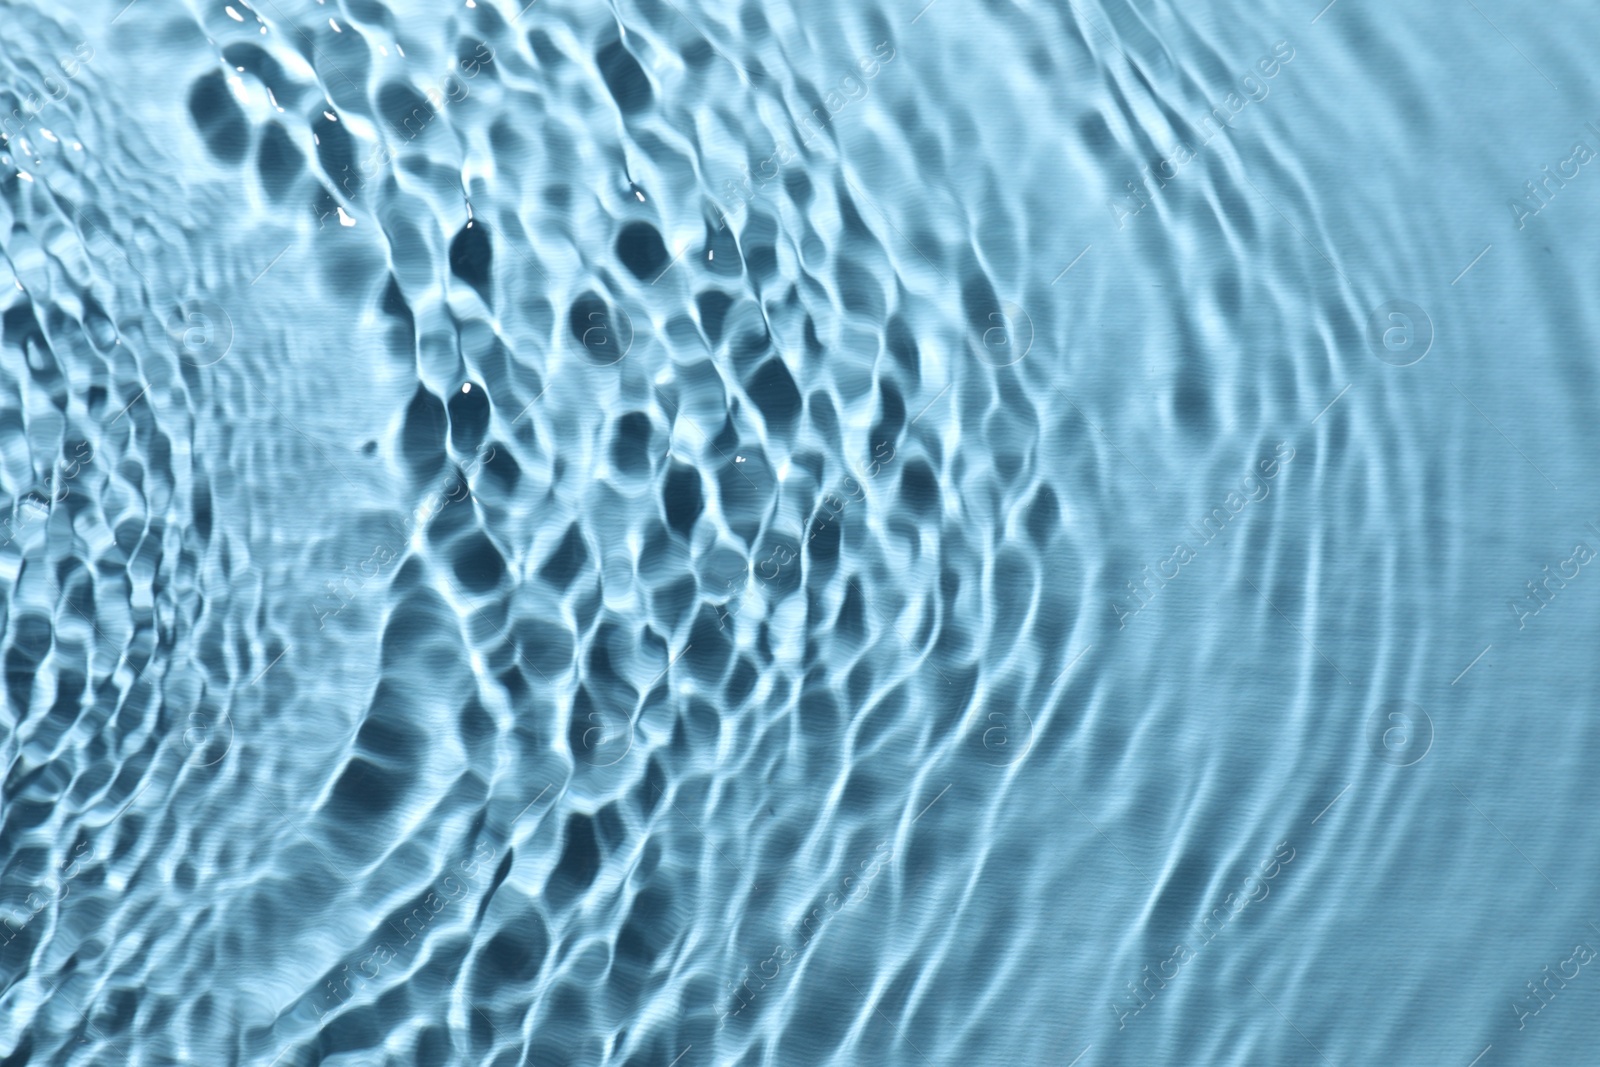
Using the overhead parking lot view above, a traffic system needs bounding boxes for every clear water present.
[1,0,1597,1064]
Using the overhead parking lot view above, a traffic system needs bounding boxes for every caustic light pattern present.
[2,1,1600,1066]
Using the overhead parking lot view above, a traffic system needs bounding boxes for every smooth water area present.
[2,0,1599,1064]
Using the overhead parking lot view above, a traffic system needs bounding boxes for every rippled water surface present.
[4,0,1600,1063]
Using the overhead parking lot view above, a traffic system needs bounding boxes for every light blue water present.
[2,0,1599,1064]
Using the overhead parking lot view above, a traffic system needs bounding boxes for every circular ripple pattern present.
[1,0,1598,1066]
